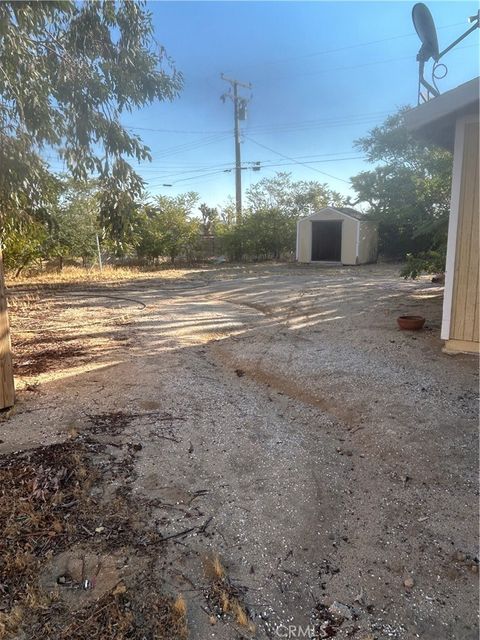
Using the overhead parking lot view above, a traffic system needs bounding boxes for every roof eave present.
[405,77,480,151]
[300,207,362,223]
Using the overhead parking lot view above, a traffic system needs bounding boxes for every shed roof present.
[405,77,479,150]
[334,207,365,220]
[299,206,365,222]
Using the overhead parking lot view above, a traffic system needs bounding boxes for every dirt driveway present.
[1,263,478,640]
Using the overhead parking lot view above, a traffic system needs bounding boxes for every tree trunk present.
[0,250,15,409]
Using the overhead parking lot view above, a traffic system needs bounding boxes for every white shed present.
[296,207,378,265]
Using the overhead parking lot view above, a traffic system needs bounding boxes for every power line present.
[138,150,366,176]
[142,41,478,151]
[145,154,365,186]
[242,114,392,136]
[166,168,231,184]
[255,156,365,170]
[146,151,363,173]
[125,110,391,137]
[244,136,351,184]
[149,171,227,191]
[225,20,468,73]
[126,126,230,135]
[128,113,390,176]
[131,113,403,149]
[152,133,231,159]
[146,156,364,189]
[290,42,478,80]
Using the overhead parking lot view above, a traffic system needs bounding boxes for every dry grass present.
[48,585,189,640]
[6,265,209,288]
[173,594,187,618]
[203,553,226,581]
[0,607,23,640]
[5,293,42,313]
[204,554,255,633]
[30,582,189,640]
[5,261,307,289]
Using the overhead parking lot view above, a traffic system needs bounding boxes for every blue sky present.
[54,1,480,208]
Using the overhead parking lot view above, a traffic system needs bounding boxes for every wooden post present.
[96,234,103,271]
[0,250,15,409]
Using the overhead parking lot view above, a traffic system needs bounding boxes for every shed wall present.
[445,118,479,353]
[357,221,378,264]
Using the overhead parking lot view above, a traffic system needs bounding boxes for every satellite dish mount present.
[412,3,479,103]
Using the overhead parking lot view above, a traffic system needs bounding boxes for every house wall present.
[297,210,358,264]
[357,221,379,264]
[443,115,479,354]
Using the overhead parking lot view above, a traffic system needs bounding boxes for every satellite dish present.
[412,3,439,62]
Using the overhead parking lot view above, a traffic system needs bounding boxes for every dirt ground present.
[1,262,478,640]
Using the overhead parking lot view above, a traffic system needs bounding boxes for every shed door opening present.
[311,220,342,261]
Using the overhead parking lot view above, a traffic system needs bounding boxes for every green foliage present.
[49,181,101,265]
[0,0,182,245]
[3,179,102,272]
[199,203,220,235]
[219,199,237,227]
[136,193,200,264]
[231,209,296,260]
[246,172,346,216]
[400,250,446,279]
[135,205,166,263]
[351,108,452,263]
[1,169,61,272]
[2,222,48,275]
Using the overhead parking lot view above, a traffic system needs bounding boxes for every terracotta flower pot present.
[397,315,426,331]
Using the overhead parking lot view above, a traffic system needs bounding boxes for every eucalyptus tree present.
[0,0,182,242]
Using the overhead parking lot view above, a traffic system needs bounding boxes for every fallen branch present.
[160,526,197,542]
[160,516,214,542]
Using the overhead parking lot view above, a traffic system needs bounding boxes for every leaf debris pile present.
[12,333,88,376]
[0,440,187,640]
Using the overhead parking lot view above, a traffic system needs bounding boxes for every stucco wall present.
[297,210,358,264]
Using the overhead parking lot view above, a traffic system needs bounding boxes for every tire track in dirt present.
[211,287,363,426]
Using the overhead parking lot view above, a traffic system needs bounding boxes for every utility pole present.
[220,74,251,223]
